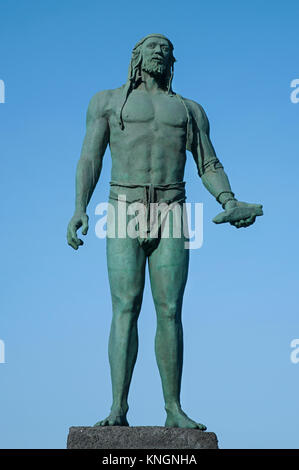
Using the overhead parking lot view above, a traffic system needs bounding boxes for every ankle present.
[111,404,129,415]
[165,402,181,414]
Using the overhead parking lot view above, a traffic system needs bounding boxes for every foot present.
[94,410,129,427]
[165,407,207,430]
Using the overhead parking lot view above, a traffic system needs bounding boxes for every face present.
[141,37,172,77]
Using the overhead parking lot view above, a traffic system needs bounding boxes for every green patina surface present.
[67,34,263,430]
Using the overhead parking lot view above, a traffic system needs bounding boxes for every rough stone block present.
[67,426,219,449]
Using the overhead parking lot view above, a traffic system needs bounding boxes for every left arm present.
[187,100,263,228]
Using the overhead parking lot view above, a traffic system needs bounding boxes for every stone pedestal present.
[67,426,219,449]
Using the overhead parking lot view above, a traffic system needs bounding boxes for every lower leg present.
[109,312,139,416]
[155,314,206,430]
[155,313,183,412]
[95,311,139,426]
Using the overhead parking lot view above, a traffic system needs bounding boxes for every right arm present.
[67,91,110,250]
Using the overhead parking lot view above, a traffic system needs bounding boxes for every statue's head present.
[129,34,176,89]
[119,34,176,129]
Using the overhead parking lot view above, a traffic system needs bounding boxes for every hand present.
[212,200,263,228]
[67,211,89,250]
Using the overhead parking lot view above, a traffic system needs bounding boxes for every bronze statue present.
[67,34,263,430]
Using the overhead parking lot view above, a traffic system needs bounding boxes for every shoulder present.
[181,96,208,120]
[87,87,124,119]
[178,96,209,131]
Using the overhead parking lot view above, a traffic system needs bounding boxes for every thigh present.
[106,200,147,300]
[148,209,189,306]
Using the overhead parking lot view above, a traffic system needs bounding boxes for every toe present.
[198,423,207,431]
[95,419,107,426]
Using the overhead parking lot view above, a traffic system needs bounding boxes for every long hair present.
[119,34,176,130]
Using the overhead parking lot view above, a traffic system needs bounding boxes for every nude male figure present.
[67,34,263,429]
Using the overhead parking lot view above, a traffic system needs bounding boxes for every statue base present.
[67,426,219,449]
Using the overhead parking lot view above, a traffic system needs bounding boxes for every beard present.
[142,57,169,79]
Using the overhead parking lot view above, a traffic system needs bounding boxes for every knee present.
[156,301,182,324]
[111,292,142,321]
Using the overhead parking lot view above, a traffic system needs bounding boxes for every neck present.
[137,70,168,93]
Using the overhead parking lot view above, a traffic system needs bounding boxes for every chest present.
[121,91,188,128]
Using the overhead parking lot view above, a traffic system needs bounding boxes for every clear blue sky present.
[1,0,299,449]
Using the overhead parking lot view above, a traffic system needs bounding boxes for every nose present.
[153,45,163,55]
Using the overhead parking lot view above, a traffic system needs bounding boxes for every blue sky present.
[1,0,299,448]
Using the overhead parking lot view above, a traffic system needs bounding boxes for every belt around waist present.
[108,180,186,205]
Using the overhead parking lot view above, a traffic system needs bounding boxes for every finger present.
[245,215,256,226]
[245,215,255,223]
[74,238,84,247]
[67,226,83,249]
[67,234,78,250]
[68,235,83,249]
[249,204,263,216]
[238,222,250,228]
[234,220,244,228]
[67,229,77,249]
[82,214,89,235]
[68,240,78,250]
[71,233,82,247]
[240,214,257,227]
[69,224,82,245]
[213,211,230,224]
